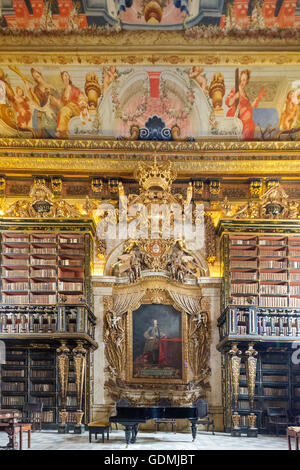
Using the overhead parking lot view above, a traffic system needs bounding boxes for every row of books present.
[32,383,55,392]
[259,297,288,307]
[31,361,54,366]
[231,272,257,280]
[2,269,28,277]
[239,387,249,394]
[262,375,287,382]
[260,261,287,268]
[2,236,82,243]
[231,283,258,294]
[230,249,257,256]
[259,240,286,246]
[231,239,256,245]
[263,388,287,396]
[290,297,300,307]
[290,286,300,295]
[260,285,288,294]
[2,396,25,405]
[2,382,25,391]
[291,273,300,281]
[231,260,257,268]
[58,282,83,291]
[237,325,248,335]
[2,294,57,304]
[260,249,287,255]
[260,272,287,281]
[31,283,56,291]
[231,296,257,306]
[3,282,28,291]
[31,370,54,378]
[2,369,25,377]
[31,397,55,406]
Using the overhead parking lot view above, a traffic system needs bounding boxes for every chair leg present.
[19,429,23,451]
[102,433,104,444]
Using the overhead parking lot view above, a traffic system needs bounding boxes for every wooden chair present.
[110,398,133,431]
[266,407,291,435]
[193,398,215,435]
[154,398,176,434]
[18,423,32,451]
[21,403,43,432]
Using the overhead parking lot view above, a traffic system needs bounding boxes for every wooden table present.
[0,409,21,450]
[287,426,300,450]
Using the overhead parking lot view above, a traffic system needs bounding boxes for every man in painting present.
[55,70,86,138]
[143,319,167,364]
[225,69,266,140]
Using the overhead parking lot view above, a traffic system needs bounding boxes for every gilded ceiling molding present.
[1,154,300,177]
[2,138,300,154]
[1,29,300,54]
[0,51,299,66]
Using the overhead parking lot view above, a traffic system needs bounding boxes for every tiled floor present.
[0,429,290,450]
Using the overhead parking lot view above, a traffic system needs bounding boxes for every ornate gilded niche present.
[97,157,214,405]
[102,278,211,406]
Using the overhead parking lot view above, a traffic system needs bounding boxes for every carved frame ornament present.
[102,278,211,402]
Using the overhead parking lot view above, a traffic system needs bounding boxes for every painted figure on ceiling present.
[188,66,208,94]
[55,70,87,138]
[13,86,31,129]
[278,89,298,131]
[225,69,267,140]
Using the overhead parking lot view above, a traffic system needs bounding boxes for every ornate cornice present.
[0,30,300,58]
[2,138,300,154]
[0,139,300,177]
[0,50,299,65]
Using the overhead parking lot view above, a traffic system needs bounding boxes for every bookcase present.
[1,346,90,429]
[218,220,300,435]
[1,231,87,306]
[0,220,96,431]
[225,234,300,309]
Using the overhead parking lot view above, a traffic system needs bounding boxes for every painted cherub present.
[188,66,208,93]
[13,86,32,129]
[102,66,118,93]
[278,90,298,131]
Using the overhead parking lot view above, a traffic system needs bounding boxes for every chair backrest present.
[23,402,43,417]
[116,398,133,407]
[267,407,288,418]
[157,398,172,407]
[193,398,209,418]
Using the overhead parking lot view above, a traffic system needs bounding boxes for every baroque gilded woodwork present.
[56,341,70,413]
[228,344,242,410]
[103,278,211,405]
[245,344,258,411]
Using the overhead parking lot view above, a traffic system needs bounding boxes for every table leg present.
[288,434,291,450]
[28,429,31,449]
[7,427,18,450]
[296,435,299,451]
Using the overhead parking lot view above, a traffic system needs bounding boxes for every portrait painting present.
[129,303,186,382]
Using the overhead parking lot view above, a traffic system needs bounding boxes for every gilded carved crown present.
[134,156,177,192]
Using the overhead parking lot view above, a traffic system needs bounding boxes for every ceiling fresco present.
[0,63,300,141]
[1,0,300,31]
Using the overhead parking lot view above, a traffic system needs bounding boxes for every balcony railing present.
[0,304,96,339]
[218,305,300,341]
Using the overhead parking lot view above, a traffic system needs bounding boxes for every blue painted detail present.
[139,115,172,141]
[173,0,189,14]
[137,115,194,141]
[253,108,279,129]
[115,0,133,14]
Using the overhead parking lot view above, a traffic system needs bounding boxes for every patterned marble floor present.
[0,429,289,451]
